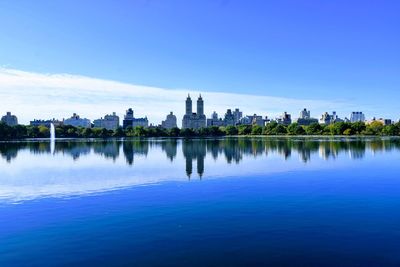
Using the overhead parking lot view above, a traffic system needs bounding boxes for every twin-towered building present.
[3,95,393,130]
[182,95,206,129]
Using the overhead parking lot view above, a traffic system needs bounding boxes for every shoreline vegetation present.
[1,121,400,140]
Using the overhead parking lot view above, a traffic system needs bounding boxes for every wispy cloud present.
[0,68,354,125]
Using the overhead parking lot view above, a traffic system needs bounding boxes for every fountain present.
[50,123,55,154]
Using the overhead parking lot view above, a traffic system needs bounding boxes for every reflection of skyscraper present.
[182,139,206,178]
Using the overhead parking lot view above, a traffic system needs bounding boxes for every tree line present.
[0,121,400,140]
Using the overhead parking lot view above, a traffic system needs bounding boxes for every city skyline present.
[0,68,396,127]
[1,89,391,130]
[1,1,399,124]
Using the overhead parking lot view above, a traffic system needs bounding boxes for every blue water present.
[0,137,400,266]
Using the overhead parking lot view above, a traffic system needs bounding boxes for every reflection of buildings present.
[122,140,149,165]
[182,140,206,178]
[4,139,397,173]
[93,141,120,161]
[162,139,177,161]
[0,143,19,162]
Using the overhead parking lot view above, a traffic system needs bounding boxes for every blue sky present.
[0,0,399,123]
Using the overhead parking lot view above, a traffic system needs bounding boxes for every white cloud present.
[0,68,354,126]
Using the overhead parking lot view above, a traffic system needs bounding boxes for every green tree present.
[364,121,384,135]
[251,125,263,135]
[225,125,238,135]
[306,123,322,135]
[263,121,278,135]
[287,123,305,135]
[133,126,147,137]
[113,127,125,137]
[351,122,366,134]
[238,125,252,135]
[382,125,398,136]
[180,128,195,137]
[168,127,181,137]
[38,126,50,138]
[273,124,288,135]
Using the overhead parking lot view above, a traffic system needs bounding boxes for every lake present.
[1,137,400,266]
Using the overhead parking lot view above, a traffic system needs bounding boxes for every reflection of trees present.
[2,139,400,178]
[0,143,20,162]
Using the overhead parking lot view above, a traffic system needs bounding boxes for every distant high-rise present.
[277,112,292,125]
[1,112,18,126]
[297,108,318,126]
[197,94,204,116]
[233,108,243,124]
[207,111,224,127]
[93,112,120,130]
[224,109,235,126]
[161,112,177,129]
[64,113,91,128]
[350,112,365,123]
[299,108,311,119]
[320,111,343,125]
[122,108,148,128]
[185,95,192,115]
[182,94,206,129]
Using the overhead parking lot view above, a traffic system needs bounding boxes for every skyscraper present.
[182,94,206,129]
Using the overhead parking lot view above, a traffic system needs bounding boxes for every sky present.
[0,0,399,125]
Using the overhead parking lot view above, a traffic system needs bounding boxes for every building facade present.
[299,108,311,119]
[93,112,120,130]
[297,108,318,126]
[1,112,18,126]
[233,108,243,124]
[240,114,265,126]
[320,111,343,125]
[182,95,206,129]
[30,119,63,128]
[122,108,149,129]
[224,109,235,126]
[161,112,177,129]
[207,111,224,127]
[350,112,366,123]
[277,112,292,125]
[64,113,91,128]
